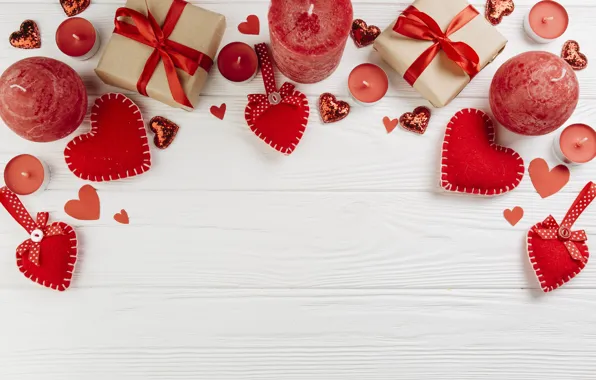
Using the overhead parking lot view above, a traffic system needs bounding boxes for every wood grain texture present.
[0,0,595,379]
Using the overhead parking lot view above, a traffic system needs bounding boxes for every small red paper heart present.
[561,40,588,71]
[149,116,179,150]
[399,106,431,135]
[9,20,41,49]
[441,108,525,196]
[529,158,570,199]
[238,15,260,35]
[210,103,226,120]
[383,117,398,134]
[504,206,524,226]
[485,0,515,26]
[64,93,152,182]
[60,0,90,17]
[114,209,129,225]
[350,19,381,48]
[319,93,350,123]
[64,185,100,221]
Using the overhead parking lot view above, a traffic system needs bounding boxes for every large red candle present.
[0,57,87,142]
[269,0,353,84]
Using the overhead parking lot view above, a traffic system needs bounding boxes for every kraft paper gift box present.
[373,0,507,108]
[95,0,226,110]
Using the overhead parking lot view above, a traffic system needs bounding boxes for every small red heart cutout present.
[350,19,381,48]
[319,93,350,123]
[504,206,524,226]
[529,158,570,199]
[562,40,588,71]
[9,20,41,49]
[485,0,515,26]
[211,103,226,120]
[114,210,129,225]
[60,0,90,17]
[441,108,525,196]
[383,117,399,134]
[399,106,431,135]
[149,116,179,150]
[64,185,100,221]
[238,15,260,35]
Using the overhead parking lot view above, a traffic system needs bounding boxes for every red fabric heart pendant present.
[245,43,310,155]
[441,108,525,196]
[528,182,595,292]
[64,93,151,182]
[0,187,78,291]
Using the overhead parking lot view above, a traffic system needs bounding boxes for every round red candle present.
[0,57,87,142]
[269,0,353,84]
[217,42,258,83]
[524,1,569,43]
[347,64,388,105]
[489,51,579,136]
[554,124,596,165]
[56,17,100,60]
[3,154,49,195]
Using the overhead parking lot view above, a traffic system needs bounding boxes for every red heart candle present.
[56,17,101,60]
[268,0,353,84]
[0,57,87,142]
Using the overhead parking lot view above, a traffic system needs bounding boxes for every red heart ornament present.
[9,20,41,49]
[319,93,350,123]
[527,182,595,292]
[350,19,381,48]
[561,40,588,71]
[245,43,310,155]
[399,106,431,135]
[441,108,525,196]
[65,93,151,182]
[485,0,515,26]
[60,0,90,17]
[238,15,260,35]
[1,187,78,291]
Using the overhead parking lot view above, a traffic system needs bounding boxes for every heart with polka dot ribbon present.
[245,43,310,155]
[0,187,78,291]
[527,182,595,292]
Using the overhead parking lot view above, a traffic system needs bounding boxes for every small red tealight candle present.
[56,17,100,60]
[217,42,259,83]
[554,124,596,165]
[3,154,49,195]
[347,63,388,106]
[524,0,569,43]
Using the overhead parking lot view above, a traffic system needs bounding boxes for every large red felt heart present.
[65,93,151,182]
[440,108,525,196]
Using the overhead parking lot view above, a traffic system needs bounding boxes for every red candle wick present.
[9,84,27,93]
[72,33,81,41]
[236,56,242,66]
[542,16,554,23]
[307,3,314,16]
[362,80,371,89]
[21,171,30,179]
[576,137,589,148]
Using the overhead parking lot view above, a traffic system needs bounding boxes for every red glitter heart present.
[9,20,40,49]
[485,0,515,26]
[318,93,350,123]
[149,116,180,150]
[350,19,381,48]
[562,40,588,71]
[399,106,431,135]
[60,0,90,17]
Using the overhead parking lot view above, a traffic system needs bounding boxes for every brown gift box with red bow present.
[95,0,226,110]
[373,0,507,108]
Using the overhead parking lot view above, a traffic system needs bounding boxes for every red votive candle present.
[3,154,49,195]
[554,124,596,165]
[269,0,353,84]
[56,17,100,60]
[217,42,259,83]
[524,0,569,43]
[347,63,388,106]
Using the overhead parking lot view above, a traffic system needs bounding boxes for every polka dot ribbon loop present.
[247,43,306,120]
[535,182,596,263]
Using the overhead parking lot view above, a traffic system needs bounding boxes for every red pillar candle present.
[347,63,388,106]
[3,154,49,195]
[0,57,88,142]
[56,17,101,60]
[269,0,353,84]
[554,124,596,165]
[524,1,569,44]
[217,42,259,83]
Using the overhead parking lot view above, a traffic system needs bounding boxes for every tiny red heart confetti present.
[149,116,179,150]
[60,0,91,17]
[9,20,41,49]
[399,106,431,135]
[383,117,398,134]
[485,0,514,26]
[504,206,524,226]
[561,40,588,71]
[210,104,226,120]
[114,210,129,225]
[350,19,381,48]
[238,15,260,35]
[64,185,100,221]
[319,93,350,123]
[529,158,570,199]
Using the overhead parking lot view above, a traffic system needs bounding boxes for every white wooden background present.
[0,0,595,378]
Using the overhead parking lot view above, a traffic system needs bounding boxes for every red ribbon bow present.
[17,213,64,267]
[393,5,481,86]
[113,0,213,108]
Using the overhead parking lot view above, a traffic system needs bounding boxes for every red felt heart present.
[114,209,129,225]
[210,103,226,120]
[238,15,260,35]
[399,106,431,135]
[504,206,524,226]
[485,0,515,26]
[64,185,100,221]
[441,108,525,196]
[561,40,588,71]
[350,19,381,48]
[9,20,41,49]
[64,93,151,182]
[60,0,90,17]
[529,158,570,199]
[383,117,398,134]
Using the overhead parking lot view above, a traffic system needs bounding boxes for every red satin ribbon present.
[113,0,213,108]
[17,213,64,267]
[393,5,481,86]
